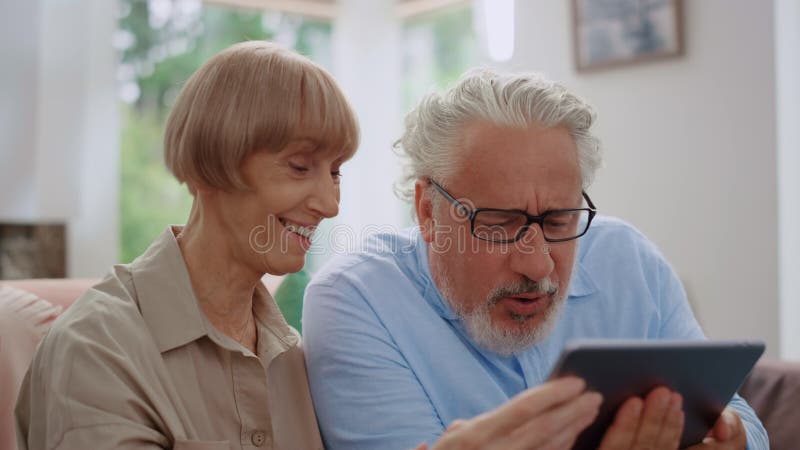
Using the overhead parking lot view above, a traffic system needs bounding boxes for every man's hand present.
[414,377,602,450]
[684,407,747,450]
[597,386,685,450]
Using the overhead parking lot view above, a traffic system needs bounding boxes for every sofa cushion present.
[739,358,800,450]
[0,285,62,450]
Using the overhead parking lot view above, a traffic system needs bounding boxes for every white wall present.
[0,1,40,219]
[320,0,405,267]
[0,0,119,278]
[776,0,800,360]
[504,0,780,355]
[68,0,121,278]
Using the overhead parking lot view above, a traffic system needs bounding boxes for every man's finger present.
[632,387,673,447]
[468,377,588,438]
[653,393,684,449]
[501,391,602,450]
[445,419,467,433]
[712,412,732,441]
[684,409,746,449]
[711,408,744,443]
[597,397,643,450]
[510,413,594,450]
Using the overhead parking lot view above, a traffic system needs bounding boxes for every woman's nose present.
[308,175,340,218]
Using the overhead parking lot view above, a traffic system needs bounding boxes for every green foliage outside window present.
[120,108,193,263]
[117,1,330,263]
[401,4,478,111]
[117,1,475,263]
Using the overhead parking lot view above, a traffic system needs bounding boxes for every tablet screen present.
[548,340,764,449]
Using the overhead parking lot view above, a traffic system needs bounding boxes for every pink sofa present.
[0,279,97,450]
[1,279,798,450]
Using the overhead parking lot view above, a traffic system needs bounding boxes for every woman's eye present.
[289,162,309,173]
[331,170,342,183]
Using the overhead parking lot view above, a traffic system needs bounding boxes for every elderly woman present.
[15,41,357,450]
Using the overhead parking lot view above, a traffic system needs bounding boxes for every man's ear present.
[415,179,435,243]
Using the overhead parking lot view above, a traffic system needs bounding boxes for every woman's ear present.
[415,179,435,243]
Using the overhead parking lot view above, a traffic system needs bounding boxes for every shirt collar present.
[413,227,598,322]
[132,226,298,355]
[252,281,300,360]
[567,255,598,298]
[566,236,599,298]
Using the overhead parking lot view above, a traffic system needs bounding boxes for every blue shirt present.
[303,216,768,450]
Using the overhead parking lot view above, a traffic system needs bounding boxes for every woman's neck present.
[176,203,261,353]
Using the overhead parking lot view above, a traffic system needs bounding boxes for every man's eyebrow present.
[518,196,583,214]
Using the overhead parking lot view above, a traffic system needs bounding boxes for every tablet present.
[548,339,765,449]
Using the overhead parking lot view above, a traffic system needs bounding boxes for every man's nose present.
[508,224,555,281]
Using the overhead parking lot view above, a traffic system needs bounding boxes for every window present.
[401,3,477,111]
[116,0,331,262]
[115,0,478,264]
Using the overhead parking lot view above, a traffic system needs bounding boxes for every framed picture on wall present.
[572,0,684,72]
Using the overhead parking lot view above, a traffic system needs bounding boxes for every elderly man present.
[303,69,767,450]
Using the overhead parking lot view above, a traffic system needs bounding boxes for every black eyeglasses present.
[429,179,597,243]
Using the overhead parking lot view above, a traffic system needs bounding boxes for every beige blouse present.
[15,227,323,450]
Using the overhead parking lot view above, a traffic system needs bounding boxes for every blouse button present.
[251,430,266,447]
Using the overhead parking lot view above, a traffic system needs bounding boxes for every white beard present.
[435,265,566,356]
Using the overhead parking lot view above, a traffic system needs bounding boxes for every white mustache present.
[488,278,558,305]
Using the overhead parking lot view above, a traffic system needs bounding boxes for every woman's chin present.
[255,251,306,276]
[285,259,306,274]
[276,255,306,275]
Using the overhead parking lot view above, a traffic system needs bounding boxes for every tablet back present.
[549,340,765,449]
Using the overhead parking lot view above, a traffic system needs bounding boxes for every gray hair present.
[393,68,602,204]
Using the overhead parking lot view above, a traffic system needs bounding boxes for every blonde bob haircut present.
[164,41,359,192]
